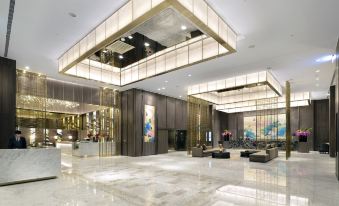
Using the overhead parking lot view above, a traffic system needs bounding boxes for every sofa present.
[249,147,278,163]
[192,146,219,157]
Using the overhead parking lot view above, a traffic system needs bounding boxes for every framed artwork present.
[244,114,286,140]
[143,105,155,143]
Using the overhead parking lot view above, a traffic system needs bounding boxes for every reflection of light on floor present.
[134,161,156,166]
[86,172,132,182]
[244,168,287,186]
[159,164,183,171]
[216,185,309,206]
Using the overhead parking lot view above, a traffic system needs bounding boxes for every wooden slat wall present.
[121,89,187,156]
[0,57,16,149]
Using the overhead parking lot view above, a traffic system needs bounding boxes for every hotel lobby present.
[1,0,339,205]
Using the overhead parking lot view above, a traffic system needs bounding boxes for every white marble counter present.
[0,148,61,186]
[73,142,99,157]
[56,142,73,155]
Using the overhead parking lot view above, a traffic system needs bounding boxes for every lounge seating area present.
[249,147,279,163]
[192,146,219,157]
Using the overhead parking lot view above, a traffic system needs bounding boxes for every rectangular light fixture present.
[216,92,310,113]
[58,0,237,86]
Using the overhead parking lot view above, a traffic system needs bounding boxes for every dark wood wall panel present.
[157,95,167,129]
[166,97,175,129]
[158,130,168,154]
[300,104,314,150]
[0,57,16,149]
[120,89,187,156]
[329,86,336,157]
[314,100,329,150]
[175,100,183,129]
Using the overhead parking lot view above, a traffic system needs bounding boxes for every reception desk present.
[0,148,61,186]
[73,141,99,157]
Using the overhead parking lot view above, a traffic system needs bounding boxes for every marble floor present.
[1,150,339,206]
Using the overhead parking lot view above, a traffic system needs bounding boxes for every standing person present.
[8,130,27,149]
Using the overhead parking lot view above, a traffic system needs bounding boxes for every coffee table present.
[212,152,230,159]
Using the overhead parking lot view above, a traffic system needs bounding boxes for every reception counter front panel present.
[0,148,61,186]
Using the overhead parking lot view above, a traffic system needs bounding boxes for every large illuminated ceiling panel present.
[216,92,310,113]
[58,0,237,86]
[187,71,283,105]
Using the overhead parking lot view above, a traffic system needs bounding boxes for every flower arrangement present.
[222,129,232,141]
[293,128,312,142]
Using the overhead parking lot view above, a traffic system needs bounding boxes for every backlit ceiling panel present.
[58,0,237,86]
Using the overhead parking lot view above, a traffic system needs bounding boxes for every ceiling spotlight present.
[144,42,150,47]
[179,95,182,98]
[162,87,166,90]
[188,74,192,77]
[315,69,320,73]
[25,66,30,70]
[315,77,319,81]
[121,37,125,42]
[165,80,168,83]
[119,55,124,59]
[157,88,161,91]
[128,35,133,39]
[181,25,187,30]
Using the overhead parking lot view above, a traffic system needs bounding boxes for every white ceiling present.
[2,0,339,100]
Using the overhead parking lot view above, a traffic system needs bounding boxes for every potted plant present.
[294,128,312,142]
[222,129,232,141]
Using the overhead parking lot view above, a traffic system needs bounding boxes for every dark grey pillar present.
[329,86,336,157]
[0,56,16,149]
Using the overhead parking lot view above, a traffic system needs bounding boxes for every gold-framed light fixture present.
[58,0,237,86]
[187,71,283,104]
[215,92,310,113]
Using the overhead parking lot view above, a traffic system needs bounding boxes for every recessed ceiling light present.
[119,55,123,59]
[121,37,125,42]
[165,80,168,83]
[316,83,319,87]
[144,42,150,47]
[162,87,166,90]
[188,74,192,77]
[181,25,187,30]
[315,69,320,73]
[157,88,161,91]
[25,66,30,70]
[315,77,319,81]
[179,95,182,98]
[68,12,77,18]
[128,35,133,39]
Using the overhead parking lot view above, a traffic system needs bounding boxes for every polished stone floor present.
[1,150,339,206]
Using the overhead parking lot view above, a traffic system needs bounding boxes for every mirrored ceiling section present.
[58,0,237,86]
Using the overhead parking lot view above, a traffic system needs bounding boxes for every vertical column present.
[0,57,16,149]
[329,86,336,157]
[286,81,291,160]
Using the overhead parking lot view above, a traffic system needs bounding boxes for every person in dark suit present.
[8,130,27,149]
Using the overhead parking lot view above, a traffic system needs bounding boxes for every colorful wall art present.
[144,105,155,143]
[244,114,286,140]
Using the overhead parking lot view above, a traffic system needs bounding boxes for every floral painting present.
[244,114,286,140]
[144,105,155,143]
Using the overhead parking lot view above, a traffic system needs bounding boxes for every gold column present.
[286,81,291,160]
